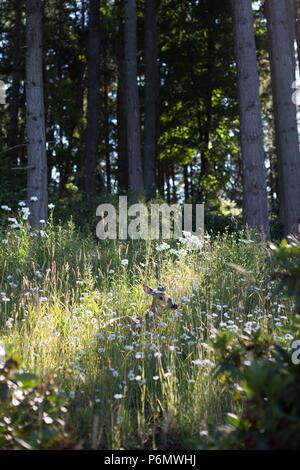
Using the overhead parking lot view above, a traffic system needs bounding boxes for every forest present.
[0,0,300,453]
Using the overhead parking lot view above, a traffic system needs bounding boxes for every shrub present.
[0,356,72,449]
[210,237,300,450]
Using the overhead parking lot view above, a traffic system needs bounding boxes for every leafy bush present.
[210,238,300,450]
[0,356,72,449]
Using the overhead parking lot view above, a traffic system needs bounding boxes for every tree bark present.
[144,0,159,199]
[124,0,144,196]
[7,0,23,165]
[266,0,300,235]
[232,0,270,237]
[26,0,48,226]
[85,0,102,198]
[295,0,300,67]
[117,3,129,194]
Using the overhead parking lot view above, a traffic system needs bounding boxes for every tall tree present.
[266,0,300,235]
[7,0,23,165]
[26,0,48,226]
[295,0,300,67]
[85,0,102,198]
[231,0,270,237]
[144,0,159,199]
[124,0,144,196]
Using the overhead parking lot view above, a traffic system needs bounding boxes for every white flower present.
[153,375,159,381]
[1,205,11,211]
[285,333,294,341]
[113,394,123,400]
[110,368,119,378]
[18,201,26,207]
[39,230,48,238]
[30,196,38,202]
[156,242,170,252]
[192,359,215,367]
[48,203,55,209]
[135,352,143,359]
[121,259,129,267]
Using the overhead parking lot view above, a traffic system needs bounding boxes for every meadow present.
[0,206,296,449]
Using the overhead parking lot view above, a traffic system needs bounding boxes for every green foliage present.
[271,238,300,313]
[0,357,71,450]
[210,238,300,450]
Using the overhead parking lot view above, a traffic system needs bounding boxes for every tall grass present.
[0,215,293,449]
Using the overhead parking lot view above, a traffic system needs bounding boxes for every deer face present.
[143,282,178,310]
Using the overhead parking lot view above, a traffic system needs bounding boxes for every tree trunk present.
[85,0,102,198]
[117,4,129,194]
[266,0,300,235]
[7,0,23,165]
[144,0,159,199]
[295,0,300,67]
[232,0,270,237]
[285,0,296,70]
[26,0,48,226]
[124,0,144,196]
[103,39,112,193]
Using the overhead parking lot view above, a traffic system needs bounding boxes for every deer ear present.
[143,282,154,295]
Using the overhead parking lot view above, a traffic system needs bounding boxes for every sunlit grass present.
[0,214,294,449]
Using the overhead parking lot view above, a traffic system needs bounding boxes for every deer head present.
[143,282,178,318]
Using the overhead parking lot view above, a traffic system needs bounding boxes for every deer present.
[142,281,178,324]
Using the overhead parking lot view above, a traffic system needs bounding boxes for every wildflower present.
[153,375,159,381]
[192,359,215,367]
[96,332,104,340]
[156,242,170,252]
[285,333,294,341]
[1,205,11,211]
[18,201,26,207]
[108,334,116,341]
[30,196,38,202]
[135,352,143,359]
[48,203,55,209]
[121,259,129,267]
[110,368,119,378]
[5,318,14,329]
[98,348,105,353]
[114,394,123,400]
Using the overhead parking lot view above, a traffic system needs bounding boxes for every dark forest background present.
[0,0,300,238]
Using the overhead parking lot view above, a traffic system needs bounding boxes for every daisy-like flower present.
[30,196,38,202]
[114,394,123,400]
[1,205,11,211]
[121,259,129,267]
